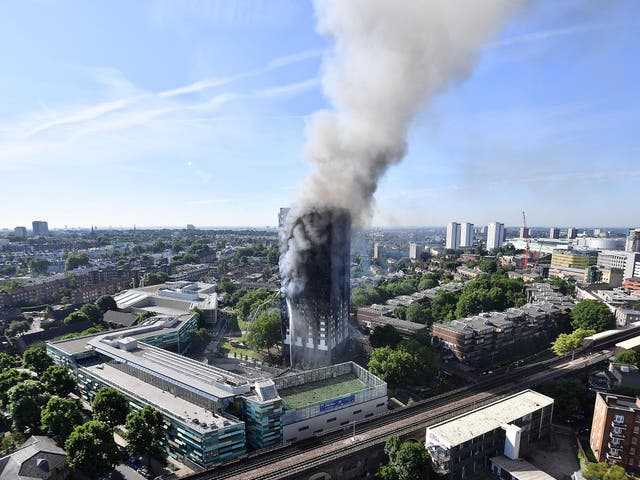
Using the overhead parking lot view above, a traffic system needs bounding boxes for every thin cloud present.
[490,24,601,49]
[257,78,319,98]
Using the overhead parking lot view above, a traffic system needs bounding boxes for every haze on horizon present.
[0,0,638,229]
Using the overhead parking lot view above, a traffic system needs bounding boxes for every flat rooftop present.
[426,390,553,447]
[83,363,236,432]
[490,456,555,480]
[279,373,367,410]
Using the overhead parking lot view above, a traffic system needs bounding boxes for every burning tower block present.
[280,207,351,369]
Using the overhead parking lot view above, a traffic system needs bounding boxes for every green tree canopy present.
[370,324,403,349]
[246,310,282,351]
[571,300,615,333]
[96,295,118,313]
[8,380,50,431]
[236,288,273,322]
[142,272,169,286]
[41,365,76,397]
[406,303,431,324]
[80,303,102,322]
[540,379,593,420]
[582,462,630,480]
[615,350,639,366]
[551,328,595,356]
[65,421,120,478]
[0,369,32,407]
[377,436,432,480]
[189,328,213,353]
[123,406,165,460]
[28,258,50,275]
[92,388,130,427]
[5,320,30,337]
[22,345,53,374]
[65,252,90,271]
[0,353,18,370]
[63,310,90,326]
[368,338,436,388]
[41,396,83,440]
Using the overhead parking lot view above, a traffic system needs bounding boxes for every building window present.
[365,413,374,418]
[631,447,636,455]
[327,417,336,423]
[635,426,639,434]
[340,421,349,426]
[298,426,309,432]
[614,414,625,423]
[632,436,637,445]
[353,410,362,415]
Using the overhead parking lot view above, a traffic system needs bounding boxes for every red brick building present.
[590,392,640,471]
[624,277,640,292]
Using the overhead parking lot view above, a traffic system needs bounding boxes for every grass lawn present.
[279,373,368,410]
[218,336,264,360]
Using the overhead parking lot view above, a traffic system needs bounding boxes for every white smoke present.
[281,0,522,300]
[299,0,523,226]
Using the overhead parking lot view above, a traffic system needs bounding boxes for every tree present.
[571,300,615,333]
[246,310,282,351]
[405,303,432,324]
[370,325,402,349]
[377,436,432,480]
[0,353,18,370]
[80,303,102,322]
[92,388,130,427]
[65,421,120,478]
[65,252,90,271]
[142,272,169,286]
[583,462,630,480]
[551,328,595,356]
[123,406,165,461]
[8,380,50,431]
[96,295,118,313]
[28,258,50,275]
[41,396,83,440]
[615,350,639,366]
[5,320,30,337]
[478,259,498,274]
[217,276,238,295]
[41,365,76,397]
[22,345,53,374]
[0,369,32,407]
[189,328,213,353]
[540,379,593,420]
[63,310,89,326]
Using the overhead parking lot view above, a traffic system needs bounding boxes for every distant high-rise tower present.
[409,242,421,260]
[549,227,559,239]
[446,222,461,250]
[282,208,351,368]
[567,227,578,239]
[519,227,529,239]
[373,242,384,261]
[32,221,49,236]
[626,228,640,253]
[487,222,505,250]
[460,223,474,248]
[14,226,27,238]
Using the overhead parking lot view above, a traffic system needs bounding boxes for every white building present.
[487,222,505,251]
[549,227,560,239]
[567,227,578,239]
[446,222,461,250]
[460,223,474,248]
[409,242,421,261]
[426,390,554,480]
[373,242,384,260]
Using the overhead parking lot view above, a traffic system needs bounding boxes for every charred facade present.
[280,207,351,368]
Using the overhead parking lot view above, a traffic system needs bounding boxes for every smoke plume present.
[282,0,521,296]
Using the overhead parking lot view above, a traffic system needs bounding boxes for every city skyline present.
[1,1,638,228]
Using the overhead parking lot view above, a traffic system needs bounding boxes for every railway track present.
[185,352,589,480]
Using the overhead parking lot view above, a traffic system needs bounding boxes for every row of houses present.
[432,283,574,364]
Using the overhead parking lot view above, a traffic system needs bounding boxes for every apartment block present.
[590,392,640,472]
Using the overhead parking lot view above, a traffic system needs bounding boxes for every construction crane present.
[522,211,530,270]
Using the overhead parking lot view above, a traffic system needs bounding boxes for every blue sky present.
[0,0,637,229]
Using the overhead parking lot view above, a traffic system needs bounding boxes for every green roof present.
[279,373,367,410]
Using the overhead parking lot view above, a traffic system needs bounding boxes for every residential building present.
[432,283,573,364]
[549,227,560,239]
[426,390,554,480]
[446,222,461,250]
[519,227,529,239]
[487,222,505,251]
[625,253,640,280]
[278,207,290,229]
[590,392,640,471]
[32,220,49,236]
[551,249,598,270]
[409,242,421,261]
[625,278,640,292]
[567,227,578,239]
[0,436,68,480]
[589,363,640,392]
[627,229,640,253]
[373,242,384,260]
[13,226,27,237]
[356,307,430,337]
[460,223,474,248]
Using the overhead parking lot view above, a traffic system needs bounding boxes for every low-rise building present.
[0,435,68,480]
[426,390,554,480]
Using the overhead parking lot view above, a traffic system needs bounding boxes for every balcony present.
[606,452,622,463]
[610,429,625,439]
[608,441,622,450]
[611,420,628,429]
